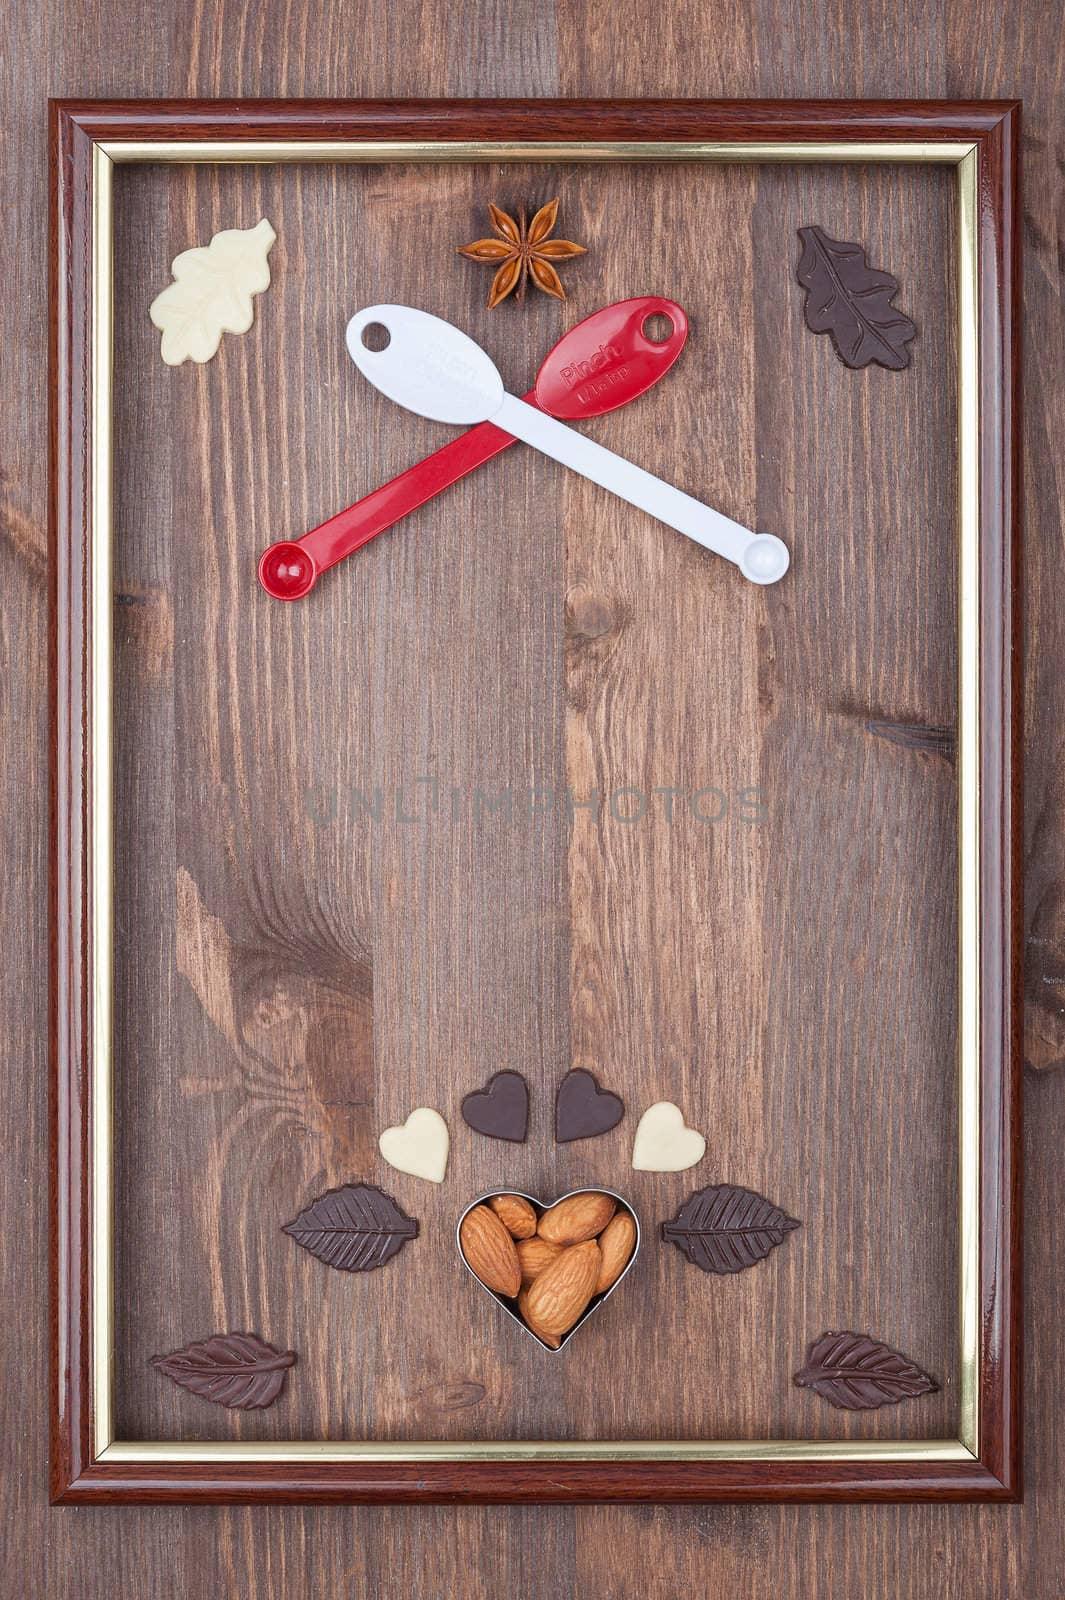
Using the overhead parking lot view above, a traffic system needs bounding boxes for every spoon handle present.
[493,393,789,585]
[301,392,535,573]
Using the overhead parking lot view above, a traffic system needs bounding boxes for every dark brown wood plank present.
[107,156,570,1445]
[1,8,1054,1600]
[952,5,1065,1597]
[750,158,960,1445]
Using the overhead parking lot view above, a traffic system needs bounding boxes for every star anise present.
[457,199,586,309]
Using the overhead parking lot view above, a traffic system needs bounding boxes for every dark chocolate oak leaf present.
[661,1184,800,1273]
[796,225,916,370]
[151,1332,296,1411]
[282,1182,418,1272]
[794,1331,938,1411]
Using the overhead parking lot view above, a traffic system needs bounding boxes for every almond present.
[524,1240,601,1340]
[516,1235,563,1286]
[595,1210,636,1293]
[489,1193,538,1239]
[537,1191,615,1246]
[517,1286,560,1349]
[460,1204,521,1298]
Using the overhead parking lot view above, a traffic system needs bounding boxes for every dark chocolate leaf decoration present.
[793,1331,938,1410]
[661,1183,800,1273]
[282,1181,418,1272]
[796,225,916,370]
[151,1331,296,1410]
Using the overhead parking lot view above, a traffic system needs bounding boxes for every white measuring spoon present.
[346,305,789,585]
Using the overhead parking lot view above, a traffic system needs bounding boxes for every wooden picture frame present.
[50,97,1021,1504]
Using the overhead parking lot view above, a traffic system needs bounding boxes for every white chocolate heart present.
[378,1107,449,1184]
[631,1101,706,1172]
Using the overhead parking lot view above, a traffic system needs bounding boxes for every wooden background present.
[110,152,958,1449]
[7,8,1060,1600]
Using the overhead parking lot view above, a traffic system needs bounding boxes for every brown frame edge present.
[49,96,1022,1506]
[54,1457,1015,1506]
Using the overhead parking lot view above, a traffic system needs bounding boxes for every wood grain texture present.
[4,1,1051,1596]
[105,143,959,1447]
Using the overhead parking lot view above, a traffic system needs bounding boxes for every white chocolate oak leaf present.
[149,217,276,366]
[631,1101,706,1172]
[378,1107,450,1184]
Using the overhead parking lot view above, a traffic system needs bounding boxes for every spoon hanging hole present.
[360,322,391,352]
[641,312,673,344]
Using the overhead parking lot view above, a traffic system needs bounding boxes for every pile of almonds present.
[459,1190,637,1349]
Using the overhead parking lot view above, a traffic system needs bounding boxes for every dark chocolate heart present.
[460,1070,530,1143]
[555,1069,625,1143]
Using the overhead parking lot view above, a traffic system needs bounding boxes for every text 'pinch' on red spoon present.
[258,296,688,601]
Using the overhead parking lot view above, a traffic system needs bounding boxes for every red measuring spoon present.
[258,295,688,600]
